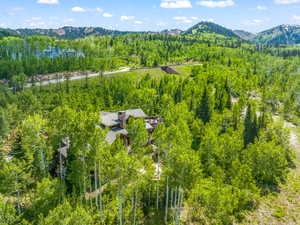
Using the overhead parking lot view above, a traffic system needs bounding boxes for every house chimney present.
[118,111,126,128]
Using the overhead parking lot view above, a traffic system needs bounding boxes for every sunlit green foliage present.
[0,33,299,225]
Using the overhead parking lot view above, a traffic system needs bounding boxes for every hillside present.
[15,26,129,39]
[1,22,300,225]
[239,118,300,225]
[0,23,240,40]
[0,28,19,38]
[253,24,300,45]
[0,26,126,39]
[3,23,300,45]
[0,26,183,39]
[234,30,256,40]
[184,21,240,38]
[161,29,183,35]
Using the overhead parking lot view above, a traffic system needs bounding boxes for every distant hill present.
[0,26,126,39]
[184,22,240,38]
[0,28,19,38]
[3,23,300,45]
[161,29,183,35]
[0,26,183,39]
[15,26,128,39]
[234,30,256,40]
[252,24,300,45]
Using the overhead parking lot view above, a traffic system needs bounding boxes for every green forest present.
[1,33,300,225]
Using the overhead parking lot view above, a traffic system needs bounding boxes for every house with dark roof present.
[100,109,162,145]
[161,66,180,74]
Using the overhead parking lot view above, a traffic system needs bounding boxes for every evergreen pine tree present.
[174,85,182,103]
[244,104,252,146]
[197,87,212,124]
[0,109,8,138]
[224,78,232,110]
[225,92,232,110]
[244,104,258,146]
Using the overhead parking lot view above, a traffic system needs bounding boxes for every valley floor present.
[237,120,300,225]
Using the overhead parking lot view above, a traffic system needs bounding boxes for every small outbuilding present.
[161,66,180,74]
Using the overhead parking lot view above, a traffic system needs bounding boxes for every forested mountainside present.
[0,34,243,81]
[234,30,256,40]
[1,32,300,225]
[183,21,240,38]
[1,23,300,45]
[15,26,129,39]
[160,29,183,35]
[0,28,19,38]
[253,24,300,45]
[0,23,238,40]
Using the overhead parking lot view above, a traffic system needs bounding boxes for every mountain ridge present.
[233,30,256,40]
[252,24,300,45]
[183,21,240,38]
[14,26,129,39]
[1,23,300,45]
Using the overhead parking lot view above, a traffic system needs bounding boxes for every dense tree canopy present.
[0,33,299,225]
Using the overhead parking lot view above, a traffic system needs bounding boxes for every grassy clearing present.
[37,65,194,95]
[83,65,192,83]
[173,65,194,76]
[35,65,195,92]
[130,67,170,78]
[114,65,193,78]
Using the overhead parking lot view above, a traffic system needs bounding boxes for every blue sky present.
[1,0,300,33]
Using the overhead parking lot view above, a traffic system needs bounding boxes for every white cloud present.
[253,19,263,24]
[31,17,42,21]
[120,16,143,25]
[274,0,300,4]
[11,7,24,12]
[120,16,135,21]
[244,19,264,26]
[96,8,103,12]
[134,20,143,24]
[202,18,215,22]
[157,22,168,26]
[103,13,113,18]
[197,0,234,8]
[21,16,75,29]
[71,6,86,12]
[292,15,300,21]
[160,0,192,8]
[25,17,46,28]
[49,18,75,27]
[173,16,192,23]
[173,16,187,20]
[173,16,200,23]
[64,18,74,23]
[37,0,59,4]
[257,5,268,10]
[8,7,24,16]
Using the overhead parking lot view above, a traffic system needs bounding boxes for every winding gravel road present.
[24,67,131,88]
